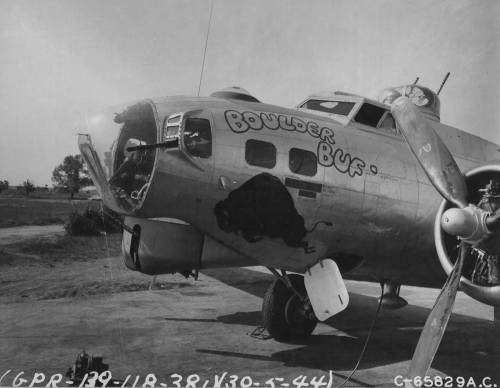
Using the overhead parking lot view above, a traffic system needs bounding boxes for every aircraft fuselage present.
[80,93,500,288]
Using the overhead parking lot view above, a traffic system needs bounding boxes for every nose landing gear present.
[262,273,318,342]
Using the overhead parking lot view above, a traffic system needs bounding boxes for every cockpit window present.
[354,103,386,127]
[183,118,212,158]
[300,99,355,116]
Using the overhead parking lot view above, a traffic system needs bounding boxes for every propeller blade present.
[391,97,468,208]
[407,241,467,382]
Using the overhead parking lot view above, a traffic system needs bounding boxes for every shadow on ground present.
[202,267,500,381]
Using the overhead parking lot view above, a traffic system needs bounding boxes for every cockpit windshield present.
[78,101,158,213]
[300,99,355,116]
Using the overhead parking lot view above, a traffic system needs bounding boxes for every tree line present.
[1,155,92,198]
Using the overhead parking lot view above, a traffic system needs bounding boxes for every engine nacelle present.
[121,216,255,275]
[435,163,500,306]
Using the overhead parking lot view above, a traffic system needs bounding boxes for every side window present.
[245,139,276,169]
[183,118,212,158]
[289,148,317,176]
[354,103,386,127]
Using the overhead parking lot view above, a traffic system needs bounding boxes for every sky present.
[0,0,499,186]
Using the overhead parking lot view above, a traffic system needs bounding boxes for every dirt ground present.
[0,224,65,245]
[0,233,164,303]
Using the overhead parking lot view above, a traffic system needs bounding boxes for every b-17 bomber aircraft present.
[78,82,500,379]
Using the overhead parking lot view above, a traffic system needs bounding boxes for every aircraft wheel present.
[262,274,317,342]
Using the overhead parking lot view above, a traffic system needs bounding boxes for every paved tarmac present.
[0,266,499,387]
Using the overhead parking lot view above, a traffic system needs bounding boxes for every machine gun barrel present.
[126,139,179,152]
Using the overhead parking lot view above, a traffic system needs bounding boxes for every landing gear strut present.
[379,280,408,310]
[262,272,317,341]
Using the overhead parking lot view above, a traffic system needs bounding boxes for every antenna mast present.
[197,0,214,97]
[437,72,450,96]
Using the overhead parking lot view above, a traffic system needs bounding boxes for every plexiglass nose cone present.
[78,101,158,213]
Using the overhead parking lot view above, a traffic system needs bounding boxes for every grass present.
[1,234,122,266]
[0,196,99,227]
[0,188,90,200]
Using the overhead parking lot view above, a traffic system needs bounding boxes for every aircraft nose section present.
[78,100,159,214]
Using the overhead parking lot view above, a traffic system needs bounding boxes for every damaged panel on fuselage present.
[211,103,378,270]
[204,102,387,271]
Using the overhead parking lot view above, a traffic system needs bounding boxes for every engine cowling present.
[434,163,500,306]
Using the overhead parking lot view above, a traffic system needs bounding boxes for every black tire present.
[262,274,317,342]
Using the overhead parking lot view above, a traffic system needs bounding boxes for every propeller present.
[390,96,498,383]
[405,241,466,382]
[391,97,468,208]
[392,97,500,238]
